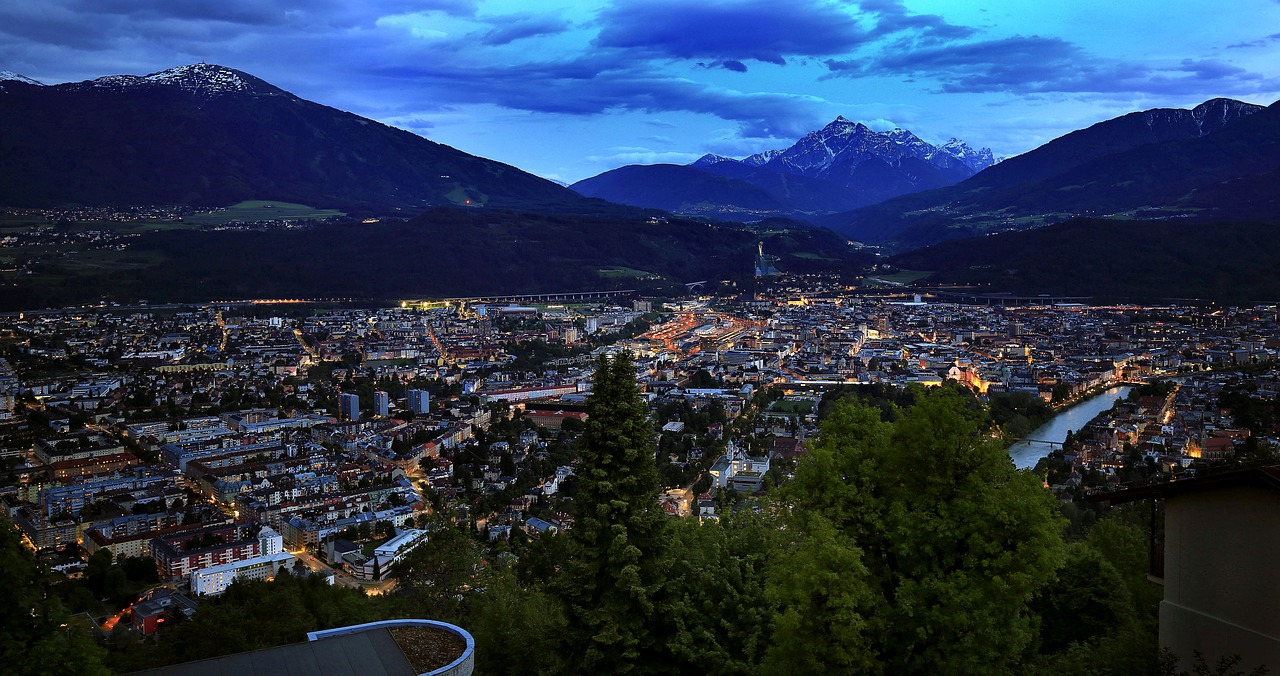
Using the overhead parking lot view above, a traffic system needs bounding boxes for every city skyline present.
[2,0,1278,183]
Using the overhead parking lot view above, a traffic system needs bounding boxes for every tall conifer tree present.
[561,352,667,672]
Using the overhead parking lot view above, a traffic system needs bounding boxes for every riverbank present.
[1008,385,1133,469]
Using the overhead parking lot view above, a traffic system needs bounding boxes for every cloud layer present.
[1,0,1277,180]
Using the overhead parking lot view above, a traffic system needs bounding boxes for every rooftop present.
[127,619,474,676]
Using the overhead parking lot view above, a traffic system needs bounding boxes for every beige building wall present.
[1161,485,1280,673]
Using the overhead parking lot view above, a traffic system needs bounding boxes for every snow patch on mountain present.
[1189,98,1263,135]
[144,64,251,93]
[931,138,997,172]
[0,70,44,86]
[742,149,782,166]
[80,64,278,97]
[690,154,738,167]
[757,117,997,178]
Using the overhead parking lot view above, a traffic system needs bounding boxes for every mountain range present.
[570,118,995,216]
[822,97,1277,250]
[0,64,586,212]
[3,63,1279,305]
[0,64,867,309]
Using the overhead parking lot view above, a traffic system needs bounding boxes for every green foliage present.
[560,352,668,672]
[773,387,1066,674]
[1162,650,1271,676]
[0,519,109,676]
[505,338,585,372]
[84,549,129,605]
[659,511,778,674]
[1036,543,1133,653]
[764,515,877,675]
[469,571,567,675]
[989,390,1055,441]
[390,518,485,623]
[1032,515,1164,675]
[1217,386,1280,434]
[104,572,381,672]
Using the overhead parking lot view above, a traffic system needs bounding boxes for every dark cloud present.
[66,0,476,25]
[1227,32,1280,49]
[477,13,571,46]
[1178,58,1248,79]
[363,55,825,139]
[0,4,121,50]
[64,0,293,26]
[593,0,866,64]
[858,0,975,44]
[828,35,1275,97]
[695,60,749,72]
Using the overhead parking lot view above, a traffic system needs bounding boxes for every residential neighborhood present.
[2,281,1278,649]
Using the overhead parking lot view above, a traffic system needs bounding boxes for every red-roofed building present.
[525,410,587,431]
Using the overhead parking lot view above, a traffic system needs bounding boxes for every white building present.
[259,525,284,556]
[190,551,296,596]
[188,526,290,595]
[709,441,770,492]
[374,528,429,568]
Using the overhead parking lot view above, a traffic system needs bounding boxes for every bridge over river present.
[1008,385,1133,469]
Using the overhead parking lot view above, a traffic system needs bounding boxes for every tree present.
[1036,542,1133,653]
[559,352,668,672]
[390,517,483,622]
[660,509,779,673]
[85,549,127,602]
[470,570,567,674]
[0,519,109,675]
[772,387,1066,674]
[1051,382,1073,404]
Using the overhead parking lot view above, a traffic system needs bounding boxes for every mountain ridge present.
[572,117,994,216]
[0,63,588,213]
[822,97,1274,250]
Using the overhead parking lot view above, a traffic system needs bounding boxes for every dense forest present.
[890,218,1280,303]
[3,209,866,311]
[6,356,1182,675]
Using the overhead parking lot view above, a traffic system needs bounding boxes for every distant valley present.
[890,218,1280,303]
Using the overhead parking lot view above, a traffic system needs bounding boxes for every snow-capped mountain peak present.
[754,115,995,181]
[0,70,44,86]
[144,64,253,93]
[931,138,996,172]
[82,63,281,97]
[818,116,871,138]
[1188,98,1263,136]
[743,149,783,166]
[690,153,738,167]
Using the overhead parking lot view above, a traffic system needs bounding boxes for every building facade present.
[339,393,360,422]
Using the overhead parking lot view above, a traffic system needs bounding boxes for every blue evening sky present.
[2,0,1277,183]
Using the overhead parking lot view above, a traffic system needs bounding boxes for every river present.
[1008,385,1133,469]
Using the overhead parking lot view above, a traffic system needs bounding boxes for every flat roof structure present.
[128,619,475,676]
